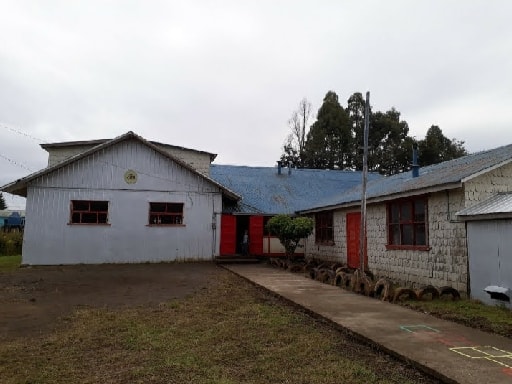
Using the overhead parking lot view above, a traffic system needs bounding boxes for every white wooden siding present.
[46,142,212,175]
[22,139,222,265]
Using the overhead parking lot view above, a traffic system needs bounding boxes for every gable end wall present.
[45,143,212,175]
[464,161,512,207]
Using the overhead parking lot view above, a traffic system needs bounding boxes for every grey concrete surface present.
[225,264,512,384]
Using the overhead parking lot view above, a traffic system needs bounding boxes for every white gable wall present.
[22,139,222,265]
[45,142,212,175]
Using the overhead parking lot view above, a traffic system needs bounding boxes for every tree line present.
[281,91,467,175]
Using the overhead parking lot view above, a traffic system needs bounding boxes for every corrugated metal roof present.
[210,165,382,214]
[300,143,512,212]
[456,193,512,217]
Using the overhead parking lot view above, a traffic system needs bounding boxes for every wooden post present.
[359,91,370,272]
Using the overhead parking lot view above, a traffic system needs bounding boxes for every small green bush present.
[265,215,314,258]
[0,231,23,256]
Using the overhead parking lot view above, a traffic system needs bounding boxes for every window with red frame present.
[387,197,427,247]
[149,202,184,225]
[315,211,334,244]
[70,200,109,224]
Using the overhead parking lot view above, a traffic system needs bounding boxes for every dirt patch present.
[0,262,221,340]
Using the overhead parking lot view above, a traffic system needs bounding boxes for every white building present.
[1,131,239,265]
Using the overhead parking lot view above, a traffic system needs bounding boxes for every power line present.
[0,153,34,172]
[0,122,47,143]
[0,122,46,173]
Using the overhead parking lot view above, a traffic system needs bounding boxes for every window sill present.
[68,223,111,226]
[386,245,430,251]
[146,224,186,227]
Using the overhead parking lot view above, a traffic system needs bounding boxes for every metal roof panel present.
[210,165,382,214]
[456,193,512,216]
[301,143,512,212]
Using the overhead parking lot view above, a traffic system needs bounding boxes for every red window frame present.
[148,202,184,226]
[70,200,109,225]
[315,211,334,244]
[387,197,428,250]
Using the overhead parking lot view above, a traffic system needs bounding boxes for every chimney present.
[412,144,419,178]
[288,161,292,175]
[277,160,282,175]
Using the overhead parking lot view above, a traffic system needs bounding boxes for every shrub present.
[0,231,23,256]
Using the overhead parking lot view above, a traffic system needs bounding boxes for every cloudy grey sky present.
[1,1,512,209]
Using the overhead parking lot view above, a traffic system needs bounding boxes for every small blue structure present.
[0,211,25,232]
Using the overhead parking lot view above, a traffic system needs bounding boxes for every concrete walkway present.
[225,264,512,384]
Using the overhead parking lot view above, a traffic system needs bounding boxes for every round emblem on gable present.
[124,169,138,184]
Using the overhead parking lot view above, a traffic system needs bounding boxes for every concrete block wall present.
[366,190,467,292]
[47,145,98,167]
[464,161,512,207]
[304,211,347,263]
[157,146,211,176]
[304,189,469,293]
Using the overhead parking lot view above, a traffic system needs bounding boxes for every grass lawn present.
[0,271,435,384]
[0,255,21,271]
[2,260,510,383]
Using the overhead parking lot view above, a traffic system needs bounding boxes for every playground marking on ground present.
[400,324,512,375]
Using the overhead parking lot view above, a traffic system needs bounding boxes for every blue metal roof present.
[303,143,512,212]
[210,165,382,214]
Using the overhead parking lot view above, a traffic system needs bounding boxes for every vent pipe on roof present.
[412,143,420,178]
[277,160,282,175]
[288,161,292,175]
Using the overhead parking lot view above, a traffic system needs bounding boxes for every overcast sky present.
[1,1,512,209]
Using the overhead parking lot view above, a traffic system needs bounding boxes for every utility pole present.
[359,91,370,272]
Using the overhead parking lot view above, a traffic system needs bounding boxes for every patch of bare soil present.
[0,262,220,340]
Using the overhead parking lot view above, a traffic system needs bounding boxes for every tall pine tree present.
[418,125,467,166]
[280,91,468,174]
[303,91,352,169]
[347,92,369,170]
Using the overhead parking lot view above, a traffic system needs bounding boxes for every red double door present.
[220,215,264,256]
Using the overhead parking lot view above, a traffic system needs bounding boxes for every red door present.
[220,214,236,255]
[249,216,264,256]
[346,212,367,269]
